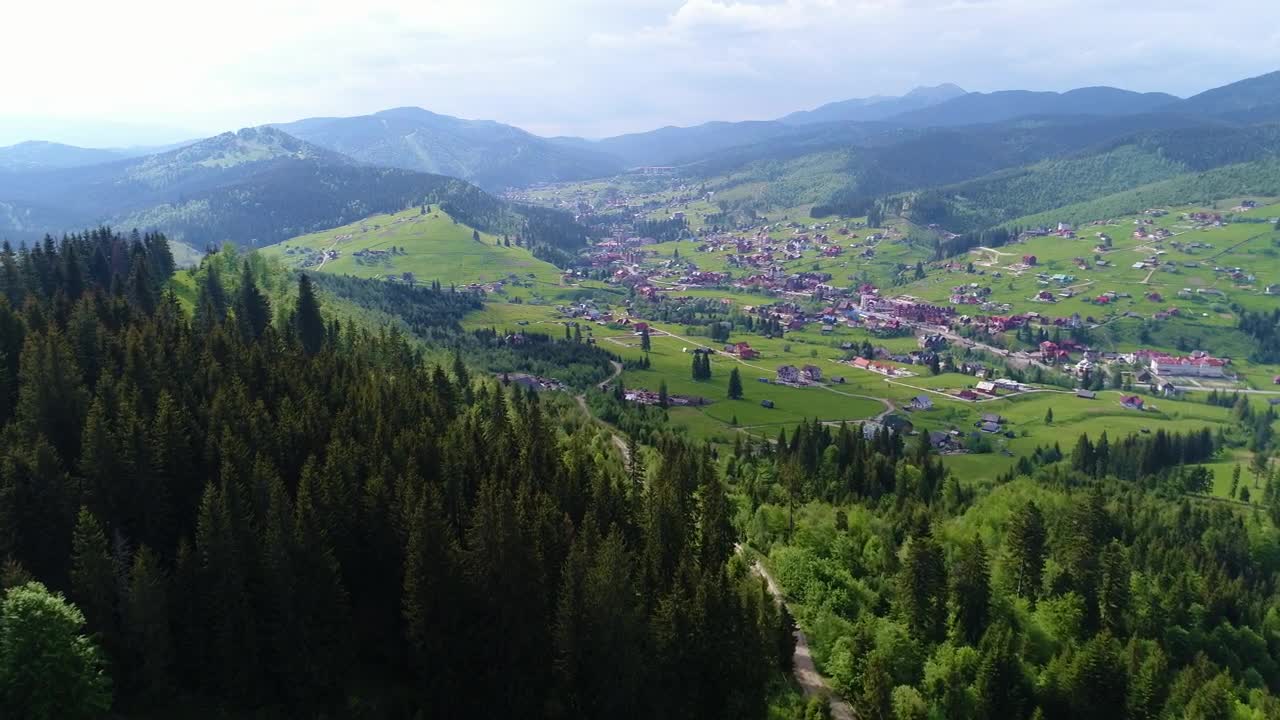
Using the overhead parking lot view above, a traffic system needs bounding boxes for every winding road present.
[574,361,630,463]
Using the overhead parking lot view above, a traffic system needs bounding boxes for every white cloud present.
[1,0,1277,142]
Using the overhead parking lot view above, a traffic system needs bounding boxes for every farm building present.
[911,395,934,410]
[981,413,1004,425]
[760,399,775,409]
[1076,389,1097,399]
[1121,396,1145,410]
[802,365,823,382]
[776,365,801,383]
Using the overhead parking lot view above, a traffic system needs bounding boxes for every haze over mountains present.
[2,69,1279,247]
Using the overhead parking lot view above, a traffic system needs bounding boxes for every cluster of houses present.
[850,357,914,377]
[775,364,824,385]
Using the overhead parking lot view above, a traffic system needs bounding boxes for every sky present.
[3,0,1279,146]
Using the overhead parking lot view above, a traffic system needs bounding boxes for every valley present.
[3,58,1280,720]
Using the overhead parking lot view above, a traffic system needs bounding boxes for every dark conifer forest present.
[0,229,792,718]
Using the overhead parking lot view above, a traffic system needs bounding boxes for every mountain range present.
[2,69,1279,248]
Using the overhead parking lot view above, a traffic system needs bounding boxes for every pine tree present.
[658,380,669,408]
[898,529,948,643]
[292,274,325,356]
[1006,500,1047,599]
[1098,540,1130,635]
[950,535,991,645]
[233,264,271,342]
[1045,407,1053,424]
[728,367,743,399]
[69,508,115,643]
[122,546,172,702]
[640,327,651,352]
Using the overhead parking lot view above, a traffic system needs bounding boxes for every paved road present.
[742,546,856,720]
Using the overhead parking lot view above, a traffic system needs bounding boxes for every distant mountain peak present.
[779,83,968,125]
[904,83,967,99]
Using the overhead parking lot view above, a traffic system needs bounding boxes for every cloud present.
[1,0,1278,142]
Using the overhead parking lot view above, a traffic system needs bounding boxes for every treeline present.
[1237,307,1280,364]
[1069,428,1217,482]
[635,217,689,242]
[0,229,790,718]
[307,272,482,338]
[469,327,620,388]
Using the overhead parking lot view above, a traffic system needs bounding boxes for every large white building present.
[1150,355,1228,378]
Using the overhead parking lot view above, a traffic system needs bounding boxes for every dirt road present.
[743,547,856,720]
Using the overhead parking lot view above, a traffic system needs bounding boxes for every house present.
[881,414,914,434]
[631,322,649,334]
[1120,395,1145,410]
[980,421,1002,433]
[928,431,953,449]
[861,421,885,440]
[1274,375,1280,385]
[852,357,871,369]
[776,365,801,383]
[911,395,934,411]
[733,342,759,360]
[981,413,1004,425]
[918,334,948,350]
[957,389,980,401]
[975,381,999,395]
[1022,255,1038,266]
[1159,381,1180,397]
[802,365,823,382]
[760,399,775,409]
[1076,389,1097,399]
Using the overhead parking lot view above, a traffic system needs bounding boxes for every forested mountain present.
[902,124,1280,232]
[557,121,805,168]
[868,87,1181,128]
[0,230,792,718]
[0,141,128,171]
[779,83,968,125]
[690,112,1216,216]
[0,127,589,253]
[1177,70,1280,118]
[274,107,623,190]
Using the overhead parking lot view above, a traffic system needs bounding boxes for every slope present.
[906,124,1280,232]
[260,206,565,292]
[0,126,588,254]
[1176,69,1280,117]
[0,140,127,171]
[889,86,1181,127]
[273,107,623,189]
[779,83,967,125]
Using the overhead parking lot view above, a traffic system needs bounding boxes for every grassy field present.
[261,207,566,300]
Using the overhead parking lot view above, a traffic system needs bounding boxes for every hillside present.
[274,107,623,190]
[1177,69,1280,117]
[906,124,1280,231]
[260,206,566,291]
[889,86,1181,127]
[0,126,589,253]
[559,120,804,168]
[0,140,126,171]
[779,83,967,125]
